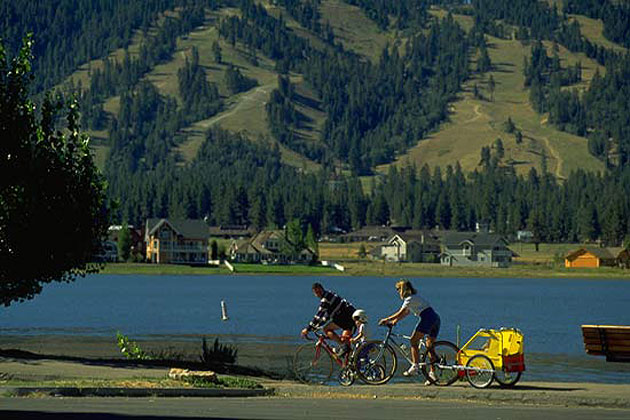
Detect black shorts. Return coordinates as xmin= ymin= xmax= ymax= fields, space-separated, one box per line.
xmin=332 ymin=304 xmax=356 ymax=332
xmin=414 ymin=307 xmax=440 ymax=338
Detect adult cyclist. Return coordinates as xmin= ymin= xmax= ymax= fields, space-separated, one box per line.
xmin=301 ymin=282 xmax=357 ymax=356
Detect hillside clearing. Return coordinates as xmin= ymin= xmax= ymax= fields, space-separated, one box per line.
xmin=377 ymin=35 xmax=605 ymax=178
xmin=320 ymin=0 xmax=392 ymax=62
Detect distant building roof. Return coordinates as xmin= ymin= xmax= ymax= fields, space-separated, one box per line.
xmin=342 ymin=226 xmax=396 ymax=241
xmin=208 ymin=225 xmax=256 ymax=237
xmin=442 ymin=232 xmax=508 ymax=248
xmin=566 ymin=247 xmax=625 ymax=261
xmin=392 ymin=230 xmax=440 ymax=245
xmin=145 ymin=218 xmax=209 ymax=241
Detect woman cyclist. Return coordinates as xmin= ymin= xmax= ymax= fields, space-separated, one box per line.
xmin=378 ymin=279 xmax=440 ymax=385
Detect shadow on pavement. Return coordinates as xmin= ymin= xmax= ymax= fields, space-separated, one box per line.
xmin=0 ymin=348 xmax=282 ymax=379
xmin=506 ymin=384 xmax=584 ymax=392
xmin=1 ymin=412 xmax=249 ymax=420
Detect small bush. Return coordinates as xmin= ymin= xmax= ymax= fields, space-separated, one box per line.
xmin=116 ymin=331 xmax=152 ymax=360
xmin=200 ymin=337 xmax=238 ymax=366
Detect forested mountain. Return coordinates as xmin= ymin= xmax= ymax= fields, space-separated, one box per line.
xmin=2 ymin=0 xmax=630 ymax=245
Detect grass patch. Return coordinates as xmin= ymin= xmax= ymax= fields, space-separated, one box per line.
xmin=342 ymin=260 xmax=630 ymax=279
xmin=230 ymin=263 xmax=337 ymax=274
xmin=184 ymin=375 xmax=262 ymax=389
xmin=568 ymin=14 xmax=629 ymax=53
xmin=95 ymin=256 xmax=630 ymax=279
xmin=99 ymin=262 xmax=338 ymax=275
xmin=100 ymin=263 xmax=229 ymax=275
xmin=376 ymin=34 xmax=605 ymax=179
xmin=2 ymin=376 xmax=261 ymax=390
xmin=319 ymin=242 xmax=380 ymax=261
xmin=320 ymin=0 xmax=392 ymax=62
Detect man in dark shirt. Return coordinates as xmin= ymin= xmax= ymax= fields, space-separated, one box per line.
xmin=301 ymin=282 xmax=356 ymax=353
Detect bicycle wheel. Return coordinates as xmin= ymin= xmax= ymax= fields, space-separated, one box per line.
xmin=354 ymin=340 xmax=397 ymax=385
xmin=494 ymin=369 xmax=521 ymax=388
xmin=293 ymin=343 xmax=334 ymax=385
xmin=361 ymin=363 xmax=386 ymax=383
xmin=338 ymin=367 xmax=355 ymax=387
xmin=465 ymin=354 xmax=495 ymax=389
xmin=421 ymin=340 xmax=460 ymax=386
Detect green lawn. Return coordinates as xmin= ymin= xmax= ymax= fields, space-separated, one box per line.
xmin=2 ymin=375 xmax=261 ymax=390
xmin=100 ymin=262 xmax=338 ymax=275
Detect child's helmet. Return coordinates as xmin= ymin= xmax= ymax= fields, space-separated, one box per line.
xmin=352 ymin=309 xmax=368 ymax=323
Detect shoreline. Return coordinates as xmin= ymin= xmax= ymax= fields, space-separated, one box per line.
xmin=98 ymin=261 xmax=630 ymax=280
xmin=3 ymin=333 xmax=630 ymax=386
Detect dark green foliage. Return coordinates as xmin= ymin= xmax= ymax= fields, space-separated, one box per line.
xmin=219 ymin=1 xmax=469 ymax=174
xmin=283 ymin=218 xmax=305 ymax=260
xmin=212 ymin=41 xmax=222 ymax=63
xmin=178 ymin=47 xmax=222 ymax=122
xmin=266 ymin=75 xmax=325 ymax=162
xmin=564 ymin=0 xmax=630 ymax=48
xmin=0 ymin=0 xmax=181 ymax=93
xmin=275 ymin=0 xmax=325 ymax=35
xmin=7 ymin=1 xmax=630 ymax=255
xmin=117 ymin=224 xmax=132 ymax=262
xmin=201 ymin=337 xmax=238 ymax=366
xmin=210 ymin=240 xmax=219 ymax=261
xmin=342 ymin=0 xmax=429 ymax=30
xmin=0 ymin=36 xmax=109 ymax=307
xmin=476 ymin=44 xmax=491 ymax=73
xmin=224 ymin=64 xmax=258 ymax=94
xmin=523 ymin=40 xmax=630 ymax=165
xmin=472 ymin=0 xmax=560 ymax=40
xmin=504 ymin=117 xmax=515 ymax=134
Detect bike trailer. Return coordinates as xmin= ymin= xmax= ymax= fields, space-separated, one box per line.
xmin=458 ymin=327 xmax=525 ymax=372
xmin=499 ymin=328 xmax=525 ymax=372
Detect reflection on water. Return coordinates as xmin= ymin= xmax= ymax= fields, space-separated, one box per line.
xmin=2 ymin=274 xmax=630 ymax=383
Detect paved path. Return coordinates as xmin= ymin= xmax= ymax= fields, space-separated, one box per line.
xmin=2 ymin=396 xmax=629 ymax=420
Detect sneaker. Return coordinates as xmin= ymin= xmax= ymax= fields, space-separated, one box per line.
xmin=402 ymin=364 xmax=420 ymax=377
xmin=424 ymin=370 xmax=438 ymax=386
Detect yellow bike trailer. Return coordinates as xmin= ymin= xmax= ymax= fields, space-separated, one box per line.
xmin=456 ymin=327 xmax=525 ymax=388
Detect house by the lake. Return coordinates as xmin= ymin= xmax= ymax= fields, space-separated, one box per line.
xmin=440 ymin=232 xmax=514 ymax=267
xmin=565 ymin=247 xmax=629 ymax=268
xmin=145 ymin=218 xmax=210 ymax=265
xmin=229 ymin=230 xmax=315 ymax=264
xmin=208 ymin=225 xmax=256 ymax=240
xmin=341 ymin=225 xmax=398 ymax=243
xmin=379 ymin=230 xmax=441 ymax=262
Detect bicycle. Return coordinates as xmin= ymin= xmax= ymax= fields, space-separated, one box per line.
xmin=353 ymin=323 xmax=460 ymax=386
xmin=293 ymin=329 xmax=386 ymax=386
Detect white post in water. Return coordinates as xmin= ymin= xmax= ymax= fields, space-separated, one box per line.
xmin=221 ymin=300 xmax=229 ymax=321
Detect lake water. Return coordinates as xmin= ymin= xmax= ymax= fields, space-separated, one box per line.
xmin=2 ymin=274 xmax=630 ymax=383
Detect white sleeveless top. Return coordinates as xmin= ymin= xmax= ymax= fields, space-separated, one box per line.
xmin=400 ymin=294 xmax=431 ymax=317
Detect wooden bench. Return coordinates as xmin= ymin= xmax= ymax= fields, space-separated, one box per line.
xmin=581 ymin=325 xmax=630 ymax=362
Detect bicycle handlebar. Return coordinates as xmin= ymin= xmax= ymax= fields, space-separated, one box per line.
xmin=301 ymin=328 xmax=325 ymax=341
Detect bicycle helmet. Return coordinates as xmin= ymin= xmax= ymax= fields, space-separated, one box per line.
xmin=352 ymin=309 xmax=368 ymax=323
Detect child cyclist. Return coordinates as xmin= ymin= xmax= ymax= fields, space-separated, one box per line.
xmin=350 ymin=309 xmax=369 ymax=346
xmin=378 ymin=279 xmax=440 ymax=385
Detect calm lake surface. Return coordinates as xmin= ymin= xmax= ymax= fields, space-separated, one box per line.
xmin=3 ymin=274 xmax=630 ymax=383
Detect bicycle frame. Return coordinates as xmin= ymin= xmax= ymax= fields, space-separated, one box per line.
xmin=371 ymin=325 xmax=433 ymax=369
xmin=306 ymin=330 xmax=351 ymax=368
